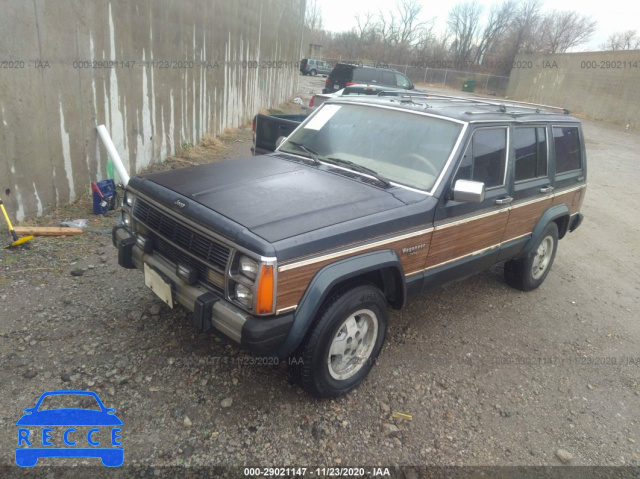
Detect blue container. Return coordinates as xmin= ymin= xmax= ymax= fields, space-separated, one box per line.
xmin=92 ymin=179 xmax=117 ymax=215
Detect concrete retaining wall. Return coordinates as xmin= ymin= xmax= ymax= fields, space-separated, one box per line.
xmin=0 ymin=0 xmax=305 ymax=221
xmin=507 ymin=51 xmax=640 ymax=128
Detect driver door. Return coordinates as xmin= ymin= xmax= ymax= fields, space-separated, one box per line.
xmin=423 ymin=126 xmax=512 ymax=289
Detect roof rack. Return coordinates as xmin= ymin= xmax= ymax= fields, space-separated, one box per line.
xmin=374 ymin=90 xmax=570 ymax=115
xmin=422 ymin=93 xmax=570 ymax=115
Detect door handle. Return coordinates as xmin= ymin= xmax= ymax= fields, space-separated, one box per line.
xmin=495 ymin=197 xmax=513 ymax=205
xmin=540 ymin=186 xmax=554 ymax=193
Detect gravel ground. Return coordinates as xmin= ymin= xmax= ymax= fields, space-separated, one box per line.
xmin=0 ymin=74 xmax=639 ymax=476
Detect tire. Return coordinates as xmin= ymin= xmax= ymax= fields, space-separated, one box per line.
xmin=290 ymin=284 xmax=388 ymax=398
xmin=504 ymin=222 xmax=558 ymax=291
xmin=310 ymin=69 xmax=317 ymax=76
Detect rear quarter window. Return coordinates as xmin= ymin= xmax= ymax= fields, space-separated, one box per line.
xmin=352 ymin=68 xmax=376 ymax=83
xmin=553 ymin=126 xmax=582 ymax=173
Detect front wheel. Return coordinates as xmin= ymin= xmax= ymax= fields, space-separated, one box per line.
xmin=504 ymin=222 xmax=558 ymax=291
xmin=290 ymin=284 xmax=388 ymax=398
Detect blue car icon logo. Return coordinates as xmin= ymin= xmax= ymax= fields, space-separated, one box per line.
xmin=15 ymin=390 xmax=123 ymax=467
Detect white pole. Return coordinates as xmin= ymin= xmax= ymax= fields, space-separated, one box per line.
xmin=96 ymin=125 xmax=130 ymax=186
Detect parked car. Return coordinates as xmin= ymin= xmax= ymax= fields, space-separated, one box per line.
xmin=300 ymin=58 xmax=331 ymax=76
xmin=113 ymin=94 xmax=586 ymax=398
xmin=323 ymin=63 xmax=415 ymax=93
xmin=308 ymin=84 xmax=410 ymax=113
xmin=251 ymin=113 xmax=308 ymax=156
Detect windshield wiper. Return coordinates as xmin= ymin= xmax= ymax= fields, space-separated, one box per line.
xmin=324 ymin=157 xmax=391 ymax=187
xmin=286 ymin=141 xmax=321 ymax=165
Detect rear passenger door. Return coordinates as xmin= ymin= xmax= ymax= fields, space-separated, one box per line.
xmin=424 ymin=126 xmax=511 ymax=288
xmin=501 ymin=125 xmax=554 ymax=257
xmin=379 ymin=70 xmax=397 ymax=88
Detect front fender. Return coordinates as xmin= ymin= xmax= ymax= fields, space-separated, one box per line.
xmin=271 ymin=250 xmax=405 ymax=358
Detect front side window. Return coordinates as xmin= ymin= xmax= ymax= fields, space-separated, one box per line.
xmin=514 ymin=127 xmax=548 ymax=181
xmin=454 ymin=128 xmax=508 ymax=189
xmin=380 ymin=71 xmax=396 ymax=86
xmin=553 ymin=126 xmax=582 ymax=173
xmin=396 ymin=73 xmax=411 ymax=88
xmin=278 ymin=104 xmax=464 ymax=191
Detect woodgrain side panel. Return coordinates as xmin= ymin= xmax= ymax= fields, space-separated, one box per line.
xmin=552 ymin=190 xmax=577 ymax=210
xmin=425 ymin=209 xmax=509 ymax=268
xmin=571 ymin=187 xmax=586 ymax=214
xmin=276 ymin=231 xmax=433 ymax=311
xmin=503 ymin=198 xmax=553 ymax=240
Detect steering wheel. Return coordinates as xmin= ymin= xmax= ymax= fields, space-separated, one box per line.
xmin=405 ymin=153 xmax=439 ymax=176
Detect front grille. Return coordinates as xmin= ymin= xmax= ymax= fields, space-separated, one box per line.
xmin=152 ymin=235 xmax=224 ymax=294
xmin=133 ymin=199 xmax=231 ymax=294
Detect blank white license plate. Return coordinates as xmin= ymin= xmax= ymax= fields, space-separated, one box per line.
xmin=334 ymin=84 xmax=339 ymax=89
xmin=144 ymin=263 xmax=173 ymax=308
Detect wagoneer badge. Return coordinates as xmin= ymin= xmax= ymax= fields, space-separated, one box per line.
xmin=402 ymin=244 xmax=426 ymax=256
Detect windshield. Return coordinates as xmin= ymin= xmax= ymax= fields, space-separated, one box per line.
xmin=278 ymin=103 xmax=463 ymax=191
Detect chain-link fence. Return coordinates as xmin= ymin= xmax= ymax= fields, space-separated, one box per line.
xmin=322 ymin=58 xmax=510 ymax=96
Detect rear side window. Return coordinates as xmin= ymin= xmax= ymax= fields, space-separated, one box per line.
xmin=553 ymin=126 xmax=582 ymax=173
xmin=330 ymin=64 xmax=355 ymax=80
xmin=514 ymin=127 xmax=548 ymax=181
xmin=455 ymin=128 xmax=508 ymax=189
xmin=352 ymin=68 xmax=376 ymax=82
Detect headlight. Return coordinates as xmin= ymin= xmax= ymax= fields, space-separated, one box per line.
xmin=235 ymin=283 xmax=253 ymax=309
xmin=238 ymin=256 xmax=259 ymax=281
xmin=124 ymin=191 xmax=134 ymax=207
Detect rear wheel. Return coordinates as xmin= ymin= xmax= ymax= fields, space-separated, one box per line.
xmin=505 ymin=222 xmax=558 ymax=291
xmin=310 ymin=69 xmax=317 ymax=76
xmin=290 ymin=284 xmax=388 ymax=398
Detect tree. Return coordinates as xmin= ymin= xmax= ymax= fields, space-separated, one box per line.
xmin=601 ymin=30 xmax=640 ymax=50
xmin=305 ymin=0 xmax=323 ymax=32
xmin=447 ymin=1 xmax=484 ymax=65
xmin=534 ymin=11 xmax=597 ymax=53
xmin=472 ymin=0 xmax=518 ymax=65
xmin=354 ymin=12 xmax=376 ymax=41
xmin=395 ymin=0 xmax=431 ymax=47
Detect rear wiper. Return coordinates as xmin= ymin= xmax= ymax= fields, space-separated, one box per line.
xmin=324 ymin=157 xmax=391 ymax=187
xmin=287 ymin=141 xmax=321 ymax=165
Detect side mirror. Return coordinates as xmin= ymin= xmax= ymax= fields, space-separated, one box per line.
xmin=453 ymin=179 xmax=485 ymax=203
xmin=275 ymin=136 xmax=288 ymax=149
xmin=408 ymin=83 xmax=415 ymax=90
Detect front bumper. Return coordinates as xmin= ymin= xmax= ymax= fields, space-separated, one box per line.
xmin=112 ymin=225 xmax=293 ymax=355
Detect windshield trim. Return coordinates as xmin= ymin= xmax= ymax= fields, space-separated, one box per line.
xmin=276 ymin=101 xmax=469 ymax=195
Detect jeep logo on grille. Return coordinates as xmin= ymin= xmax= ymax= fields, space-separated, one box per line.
xmin=174 ymin=199 xmax=186 ymax=208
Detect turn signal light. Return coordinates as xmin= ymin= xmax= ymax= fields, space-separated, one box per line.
xmin=256 ymin=265 xmax=274 ymax=314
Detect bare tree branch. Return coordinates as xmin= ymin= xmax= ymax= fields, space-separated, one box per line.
xmin=305 ymin=0 xmax=323 ymax=32
xmin=601 ymin=30 xmax=640 ymax=50
xmin=447 ymin=1 xmax=484 ymax=64
xmin=536 ymin=11 xmax=597 ymax=53
xmin=473 ymin=0 xmax=518 ymax=64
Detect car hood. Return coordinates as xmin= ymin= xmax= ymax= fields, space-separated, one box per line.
xmin=137 ymin=155 xmax=410 ymax=243
xmin=16 ymin=409 xmax=123 ymax=426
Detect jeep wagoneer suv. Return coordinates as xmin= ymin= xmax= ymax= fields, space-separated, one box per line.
xmin=113 ymin=93 xmax=586 ymax=397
